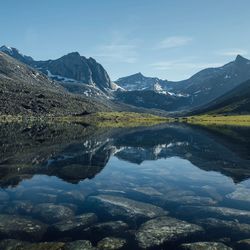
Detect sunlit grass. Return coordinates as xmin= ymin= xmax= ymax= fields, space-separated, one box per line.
xmin=185 ymin=115 xmax=250 ymax=126
xmin=0 ymin=112 xmax=172 ymax=127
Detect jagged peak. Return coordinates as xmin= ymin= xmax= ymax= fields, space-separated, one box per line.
xmin=235 ymin=54 xmax=249 ymax=63
xmin=0 ymin=45 xmax=14 ymax=54
xmin=65 ymin=51 xmax=81 ymax=57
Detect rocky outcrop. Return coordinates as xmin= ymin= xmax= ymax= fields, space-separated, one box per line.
xmin=135 ymin=216 xmax=204 ymax=249
xmin=84 ymin=220 xmax=129 ymax=241
xmin=0 ymin=214 xmax=47 ymax=241
xmin=86 ymin=195 xmax=167 ymax=223
xmin=51 ymin=213 xmax=98 ymax=236
xmin=177 ymin=206 xmax=250 ymax=223
xmin=196 ymin=218 xmax=250 ymax=240
xmin=31 ymin=203 xmax=75 ymax=223
xmin=97 ymin=237 xmax=127 ymax=250
xmin=179 ymin=241 xmax=232 ymax=250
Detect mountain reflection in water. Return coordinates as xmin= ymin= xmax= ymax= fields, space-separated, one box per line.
xmin=0 ymin=122 xmax=249 ymax=250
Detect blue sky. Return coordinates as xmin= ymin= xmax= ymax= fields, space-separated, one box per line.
xmin=1 ymin=0 xmax=250 ymax=80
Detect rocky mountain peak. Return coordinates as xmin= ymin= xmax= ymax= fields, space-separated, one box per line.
xmin=235 ymin=54 xmax=249 ymax=64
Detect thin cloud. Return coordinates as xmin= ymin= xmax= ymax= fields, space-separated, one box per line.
xmin=151 ymin=60 xmax=223 ymax=71
xmin=157 ymin=36 xmax=193 ymax=49
xmin=218 ymin=48 xmax=248 ymax=57
xmin=94 ymin=43 xmax=137 ymax=64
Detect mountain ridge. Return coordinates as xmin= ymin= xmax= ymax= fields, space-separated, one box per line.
xmin=0 ymin=45 xmax=114 ymax=96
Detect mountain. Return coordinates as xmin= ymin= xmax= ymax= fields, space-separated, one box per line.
xmin=0 ymin=52 xmax=112 ymax=115
xmin=115 ymin=72 xmax=168 ymax=91
xmin=190 ymin=79 xmax=250 ymax=115
xmin=0 ymin=46 xmax=114 ymax=96
xmin=115 ymin=90 xmax=189 ymax=112
xmin=0 ymin=45 xmax=33 ymax=64
xmin=115 ymin=55 xmax=250 ymax=112
xmin=168 ymin=55 xmax=250 ymax=108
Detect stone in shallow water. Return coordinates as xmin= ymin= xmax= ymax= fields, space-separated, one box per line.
xmin=131 ymin=186 xmax=163 ymax=196
xmin=0 ymin=240 xmax=96 ymax=250
xmin=23 ymin=242 xmax=65 ymax=250
xmin=57 ymin=190 xmax=86 ymax=204
xmin=3 ymin=201 xmax=34 ymax=215
xmin=97 ymin=237 xmax=126 ymax=250
xmin=64 ymin=240 xmax=96 ymax=250
xmin=0 ymin=214 xmax=47 ymax=241
xmin=236 ymin=239 xmax=250 ymax=250
xmin=196 ymin=218 xmax=250 ymax=239
xmin=87 ymin=195 xmax=167 ymax=223
xmin=84 ymin=220 xmax=129 ymax=241
xmin=226 ymin=187 xmax=250 ymax=203
xmin=0 ymin=190 xmax=9 ymax=202
xmin=135 ymin=216 xmax=204 ymax=249
xmin=0 ymin=239 xmax=27 ymax=250
xmin=179 ymin=241 xmax=232 ymax=250
xmin=32 ymin=203 xmax=75 ymax=223
xmin=14 ymin=187 xmax=60 ymax=203
xmin=52 ymin=213 xmax=98 ymax=235
xmin=177 ymin=206 xmax=250 ymax=223
xmin=165 ymin=195 xmax=217 ymax=206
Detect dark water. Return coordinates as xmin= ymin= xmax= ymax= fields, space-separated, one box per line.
xmin=0 ymin=122 xmax=250 ymax=249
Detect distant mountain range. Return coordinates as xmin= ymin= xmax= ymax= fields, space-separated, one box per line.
xmin=115 ymin=55 xmax=250 ymax=112
xmin=1 ymin=44 xmax=250 ymax=116
xmin=116 ymin=72 xmax=168 ymax=91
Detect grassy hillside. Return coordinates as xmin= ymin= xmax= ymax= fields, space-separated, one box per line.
xmin=189 ymin=79 xmax=250 ymax=115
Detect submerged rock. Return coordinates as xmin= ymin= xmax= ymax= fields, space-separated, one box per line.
xmin=0 ymin=190 xmax=9 ymax=202
xmin=87 ymin=195 xmax=167 ymax=223
xmin=226 ymin=187 xmax=250 ymax=203
xmin=177 ymin=206 xmax=250 ymax=223
xmin=0 ymin=240 xmax=96 ymax=250
xmin=2 ymin=201 xmax=34 ymax=215
xmin=57 ymin=190 xmax=86 ymax=204
xmin=84 ymin=220 xmax=129 ymax=241
xmin=0 ymin=214 xmax=47 ymax=241
xmin=97 ymin=237 xmax=126 ymax=250
xmin=0 ymin=239 xmax=28 ymax=250
xmin=32 ymin=203 xmax=75 ymax=223
xmin=236 ymin=239 xmax=250 ymax=250
xmin=52 ymin=213 xmax=97 ymax=235
xmin=14 ymin=187 xmax=60 ymax=203
xmin=179 ymin=241 xmax=232 ymax=250
xmin=135 ymin=216 xmax=203 ymax=249
xmin=64 ymin=240 xmax=96 ymax=250
xmin=23 ymin=242 xmax=65 ymax=250
xmin=165 ymin=195 xmax=217 ymax=206
xmin=196 ymin=218 xmax=250 ymax=239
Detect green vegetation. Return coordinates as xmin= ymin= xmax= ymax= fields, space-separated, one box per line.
xmin=2 ymin=113 xmax=250 ymax=128
xmin=185 ymin=115 xmax=250 ymax=127
xmin=0 ymin=112 xmax=171 ymax=128
xmin=88 ymin=112 xmax=171 ymax=127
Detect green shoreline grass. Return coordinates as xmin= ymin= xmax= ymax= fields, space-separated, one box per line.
xmin=0 ymin=112 xmax=172 ymax=127
xmin=1 ymin=113 xmax=250 ymax=127
xmin=184 ymin=115 xmax=250 ymax=127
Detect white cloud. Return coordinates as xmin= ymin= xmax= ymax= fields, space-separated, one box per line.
xmin=157 ymin=36 xmax=193 ymax=49
xmin=95 ymin=43 xmax=137 ymax=63
xmin=151 ymin=60 xmax=223 ymax=71
xmin=218 ymin=48 xmax=248 ymax=57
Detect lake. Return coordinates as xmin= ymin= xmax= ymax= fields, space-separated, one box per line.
xmin=0 ymin=122 xmax=249 ymax=250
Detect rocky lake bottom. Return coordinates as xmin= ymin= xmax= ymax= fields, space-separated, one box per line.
xmin=0 ymin=122 xmax=249 ymax=250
